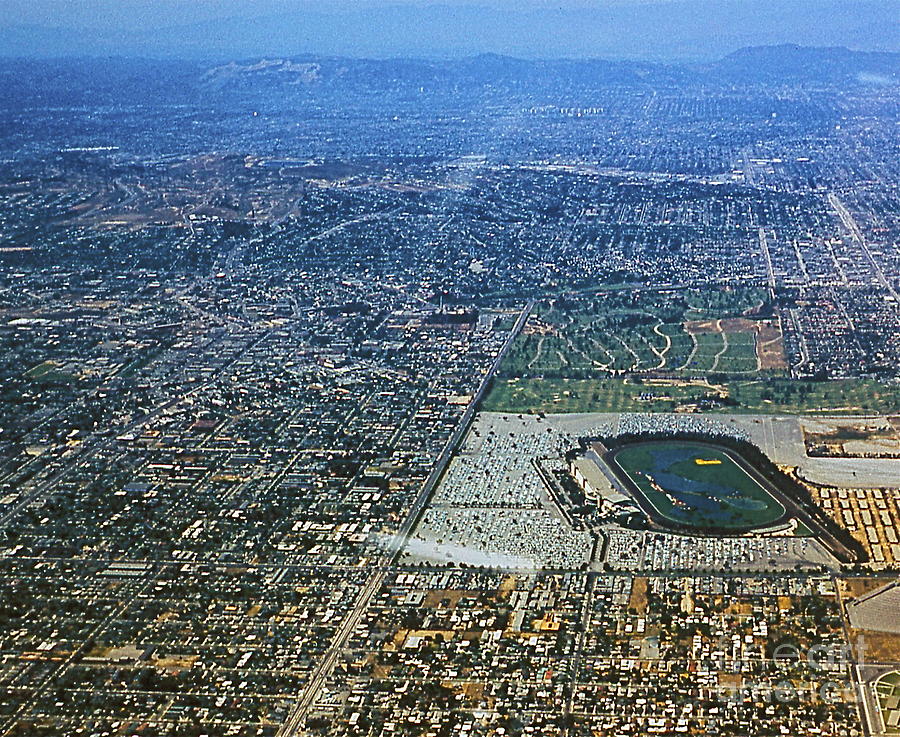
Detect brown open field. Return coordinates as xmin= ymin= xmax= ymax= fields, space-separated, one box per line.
xmin=840 ymin=578 xmax=893 ymax=601
xmin=152 ymin=655 xmax=198 ymax=669
xmin=848 ymin=630 xmax=900 ymax=662
xmin=423 ymin=589 xmax=472 ymax=608
xmin=498 ymin=574 xmax=518 ymax=598
xmin=629 ymin=577 xmax=649 ymax=615
xmin=755 ymin=320 xmax=788 ymax=370
xmin=684 ymin=318 xmax=720 ymax=334
xmin=718 ymin=673 xmax=743 ymax=689
xmin=803 ymin=418 xmax=900 ymax=458
xmin=684 ymin=317 xmax=760 ymax=334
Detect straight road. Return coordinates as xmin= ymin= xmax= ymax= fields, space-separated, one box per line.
xmin=830 ymin=193 xmax=898 ymax=302
xmin=277 ymin=299 xmax=534 ymax=735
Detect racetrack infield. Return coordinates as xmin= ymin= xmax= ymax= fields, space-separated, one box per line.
xmin=609 ymin=441 xmax=787 ymax=532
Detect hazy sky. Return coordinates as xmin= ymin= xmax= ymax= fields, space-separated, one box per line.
xmin=1 ymin=0 xmax=896 ymax=59
xmin=1 ymin=0 xmax=874 ymax=30
xmin=9 ymin=0 xmax=570 ymax=30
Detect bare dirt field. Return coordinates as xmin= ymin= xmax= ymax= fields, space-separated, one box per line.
xmin=683 ymin=317 xmax=787 ymax=371
xmin=803 ymin=417 xmax=900 ymax=458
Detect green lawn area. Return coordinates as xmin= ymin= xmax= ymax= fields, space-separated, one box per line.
xmin=23 ymin=361 xmax=76 ymax=384
xmin=502 ymin=287 xmax=793 ymax=381
xmin=793 ymin=520 xmax=815 ymax=537
xmin=728 ymin=379 xmax=900 ymax=414
xmin=483 ymin=377 xmax=707 ymax=413
xmin=23 ymin=360 xmax=58 ymax=379
xmin=683 ymin=332 xmax=723 ymax=371
xmin=482 ymin=376 xmax=900 ymax=415
xmin=659 ymin=322 xmax=693 ymax=368
xmin=610 ymin=441 xmax=785 ymax=530
xmin=875 ymin=671 xmax=900 ymax=734
xmin=490 ymin=287 xmax=898 ymax=415
xmin=715 ymin=332 xmax=759 ymax=373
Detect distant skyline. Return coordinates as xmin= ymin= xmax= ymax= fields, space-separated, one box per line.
xmin=1 ymin=0 xmax=897 ymax=60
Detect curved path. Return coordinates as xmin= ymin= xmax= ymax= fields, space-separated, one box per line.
xmin=710 ymin=320 xmax=729 ymax=372
xmin=650 ymin=321 xmax=671 ymax=370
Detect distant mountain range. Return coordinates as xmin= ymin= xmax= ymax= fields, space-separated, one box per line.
xmin=0 ymin=1 xmax=897 ymax=62
xmin=198 ymin=46 xmax=900 ymax=88
xmin=0 ymin=46 xmax=896 ymax=112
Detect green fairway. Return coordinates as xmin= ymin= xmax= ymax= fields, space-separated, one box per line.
xmin=875 ymin=671 xmax=900 ymax=734
xmin=610 ymin=441 xmax=786 ymax=531
xmin=23 ymin=360 xmax=76 ymax=384
xmin=486 ymin=287 xmax=899 ymax=416
xmin=482 ymin=376 xmax=900 ymax=415
xmin=499 ymin=286 xmax=779 ymax=380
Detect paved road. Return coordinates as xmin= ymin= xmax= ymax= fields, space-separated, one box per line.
xmin=758 ymin=227 xmax=776 ymax=295
xmin=830 ymin=193 xmax=899 ymax=302
xmin=277 ymin=300 xmax=534 ymax=735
